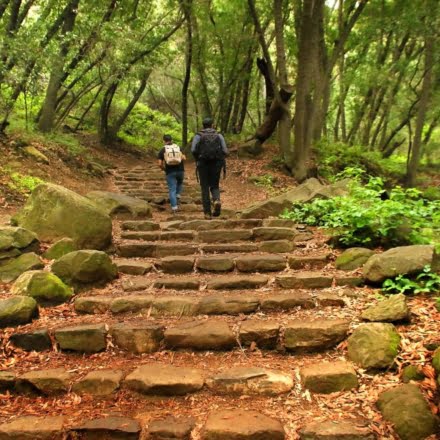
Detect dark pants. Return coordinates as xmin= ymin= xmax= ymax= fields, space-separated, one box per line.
xmin=197 ymin=160 xmax=224 ymax=215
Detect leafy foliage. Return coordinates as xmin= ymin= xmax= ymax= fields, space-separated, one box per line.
xmin=282 ymin=170 xmax=440 ymax=247
xmin=8 ymin=172 xmax=44 ymax=194
xmin=382 ymin=266 xmax=440 ymax=294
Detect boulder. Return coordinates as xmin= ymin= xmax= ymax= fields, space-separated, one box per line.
xmin=0 ymin=253 xmax=44 ymax=283
xmin=240 ymin=178 xmax=323 ymax=219
xmin=377 ymin=384 xmax=439 ymax=440
xmin=336 ymin=248 xmax=375 ymax=271
xmin=347 ymin=323 xmax=401 ymax=369
xmin=206 ymin=367 xmax=293 ymax=396
xmin=0 ymin=296 xmax=38 ymax=328
xmin=363 ymin=245 xmax=439 ymax=283
xmin=51 ymin=250 xmax=117 ymax=285
xmin=11 ymin=270 xmax=73 ymax=306
xmin=300 ymin=361 xmax=358 ymax=394
xmin=12 ymin=183 xmax=112 ymax=249
xmin=361 ymin=294 xmax=410 ymax=322
xmin=0 ymin=226 xmax=38 ymax=251
xmin=86 ymin=190 xmax=152 ymax=218
xmin=42 ymin=238 xmax=76 ymax=260
xmin=124 ymin=364 xmax=204 ymax=396
xmin=202 ymin=410 xmax=285 ymax=440
xmin=433 ymin=347 xmax=440 ymax=373
xmin=402 ymin=365 xmax=425 ymax=383
xmin=23 ymin=145 xmax=49 ymax=164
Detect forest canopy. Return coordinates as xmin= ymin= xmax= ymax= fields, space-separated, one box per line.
xmin=0 ymin=0 xmax=439 ymax=186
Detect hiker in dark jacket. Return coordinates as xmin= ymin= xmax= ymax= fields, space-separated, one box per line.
xmin=191 ymin=118 xmax=228 ymax=219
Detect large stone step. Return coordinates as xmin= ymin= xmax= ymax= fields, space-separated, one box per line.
xmin=6 ymin=317 xmax=350 ymax=354
xmin=74 ymin=291 xmax=336 ymax=316
xmin=119 ymin=272 xmax=363 ymax=291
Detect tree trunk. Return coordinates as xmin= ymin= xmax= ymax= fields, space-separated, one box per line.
xmin=406 ymin=33 xmax=434 ymax=187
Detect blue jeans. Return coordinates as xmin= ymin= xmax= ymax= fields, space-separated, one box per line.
xmin=166 ymin=170 xmax=184 ymax=209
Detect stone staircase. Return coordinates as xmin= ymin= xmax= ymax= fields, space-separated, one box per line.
xmin=0 ymin=165 xmax=389 ymax=439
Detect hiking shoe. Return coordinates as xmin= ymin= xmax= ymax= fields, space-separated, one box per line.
xmin=204 ymin=213 xmax=212 ymax=220
xmin=213 ymin=200 xmax=221 ymax=217
xmin=176 ymin=194 xmax=181 ymax=205
xmin=171 ymin=207 xmax=179 ymax=215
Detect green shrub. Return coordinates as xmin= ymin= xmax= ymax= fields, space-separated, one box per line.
xmin=281 ymin=171 xmax=440 ymax=248
xmin=382 ymin=266 xmax=440 ymax=294
xmin=9 ymin=172 xmax=44 ymax=194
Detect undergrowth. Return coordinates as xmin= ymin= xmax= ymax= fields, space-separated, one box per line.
xmin=282 ymin=168 xmax=440 ymax=248
xmin=382 ymin=266 xmax=440 ymax=294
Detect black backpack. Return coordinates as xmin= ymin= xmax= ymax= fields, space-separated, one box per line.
xmin=196 ymin=129 xmax=224 ymax=160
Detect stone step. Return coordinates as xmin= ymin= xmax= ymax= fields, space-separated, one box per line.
xmin=74 ymin=291 xmax=330 ymax=316
xmin=119 ymin=272 xmax=363 ymax=291
xmin=0 ymin=413 xmax=375 ymax=440
xmin=7 ymin=318 xmax=350 ymax=354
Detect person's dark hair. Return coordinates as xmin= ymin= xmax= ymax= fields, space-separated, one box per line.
xmin=202 ymin=117 xmax=213 ymax=128
xmin=163 ymin=134 xmax=172 ymax=142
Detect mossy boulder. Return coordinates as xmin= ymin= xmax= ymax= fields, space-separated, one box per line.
xmin=361 ymin=294 xmax=410 ymax=322
xmin=43 ymin=238 xmax=76 ymax=260
xmin=23 ymin=146 xmax=49 ymax=164
xmin=401 ymin=365 xmax=425 ymax=383
xmin=336 ymin=248 xmax=375 ymax=271
xmin=51 ymin=250 xmax=117 ymax=285
xmin=0 ymin=296 xmax=39 ymax=328
xmin=0 ymin=226 xmax=38 ymax=251
xmin=0 ymin=253 xmax=44 ymax=283
xmin=377 ymin=384 xmax=439 ymax=440
xmin=433 ymin=347 xmax=440 ymax=373
xmin=347 ymin=323 xmax=401 ymax=369
xmin=12 ymin=183 xmax=112 ymax=250
xmin=11 ymin=270 xmax=73 ymax=306
xmin=86 ymin=191 xmax=152 ymax=219
xmin=363 ymin=245 xmax=439 ymax=284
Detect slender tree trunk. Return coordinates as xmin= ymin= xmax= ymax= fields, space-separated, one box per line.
xmin=406 ymin=34 xmax=434 ymax=186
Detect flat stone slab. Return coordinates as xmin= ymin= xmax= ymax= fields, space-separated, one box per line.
xmin=117 ymin=242 xmax=156 ymax=258
xmin=316 ymin=293 xmax=346 ymax=308
xmin=160 ymin=256 xmax=195 ymax=273
xmin=236 ymin=254 xmax=286 ymax=272
xmin=0 ymin=416 xmax=65 ymax=440
xmin=253 ymin=227 xmax=296 ymax=241
xmin=301 ymin=361 xmax=358 ymax=394
xmin=180 ymin=219 xmax=262 ymax=231
xmin=9 ymin=329 xmax=51 ymax=351
xmin=74 ymin=296 xmax=113 ymax=314
xmin=122 ymin=278 xmax=151 ymax=292
xmin=72 ymin=417 xmax=141 ymax=440
xmin=111 ymin=322 xmax=164 ymax=353
xmin=148 ymin=416 xmax=195 ymax=440
xmin=300 ymin=420 xmax=375 ymax=439
xmin=276 ymin=272 xmax=333 ymax=289
xmin=121 ymin=231 xmax=161 ymax=241
xmin=155 ymin=243 xmax=198 ymax=257
xmin=124 ymin=364 xmax=204 ymax=395
xmin=201 ymin=243 xmax=258 ymax=253
xmin=153 ymin=277 xmax=200 ymax=290
xmin=202 ymin=410 xmax=285 ymax=440
xmin=259 ymin=240 xmax=294 ymax=253
xmin=207 ymin=275 xmax=269 ymax=290
xmin=161 ymin=230 xmax=195 ymax=241
xmin=197 ymin=255 xmax=235 ymax=272
xmin=288 ymin=254 xmax=330 ymax=269
xmin=110 ymin=295 xmax=154 ymax=314
xmin=260 ymin=292 xmax=315 ymax=311
xmin=239 ymin=320 xmax=280 ymax=349
xmin=165 ymin=320 xmax=236 ymax=350
xmin=151 ymin=296 xmax=198 ymax=316
xmin=115 ymin=259 xmax=153 ymax=275
xmin=207 ymin=367 xmax=293 ymax=395
xmin=55 ymin=324 xmax=107 ymax=352
xmin=284 ymin=319 xmax=350 ymax=352
xmin=121 ymin=220 xmax=160 ymax=231
xmin=72 ymin=370 xmax=124 ymax=396
xmin=198 ymin=295 xmax=259 ymax=315
xmin=16 ymin=368 xmax=70 ymax=395
xmin=198 ymin=229 xmax=253 ymax=243
xmin=0 ymin=372 xmax=16 ymax=392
